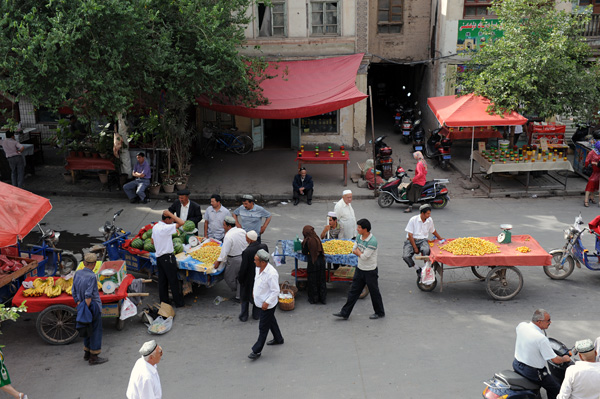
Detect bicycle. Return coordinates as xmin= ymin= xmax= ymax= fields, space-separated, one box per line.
xmin=202 ymin=125 xmax=253 ymax=157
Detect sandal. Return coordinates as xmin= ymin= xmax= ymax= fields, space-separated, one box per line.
xmin=590 ymin=198 xmax=596 ymax=204
xmin=404 ymin=207 xmax=412 ymax=213
xmin=584 ymin=201 xmax=589 ymax=207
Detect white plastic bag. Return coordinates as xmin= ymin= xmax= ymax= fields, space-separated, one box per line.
xmin=421 ymin=261 xmax=435 ymax=285
xmin=119 ymin=297 xmax=138 ymax=320
xmin=147 ymin=316 xmax=173 ymax=335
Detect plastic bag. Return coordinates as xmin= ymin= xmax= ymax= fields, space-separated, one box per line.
xmin=421 ymin=261 xmax=435 ymax=285
xmin=119 ymin=297 xmax=137 ymax=320
xmin=147 ymin=316 xmax=173 ymax=335
xmin=272 ymin=243 xmax=284 ymax=267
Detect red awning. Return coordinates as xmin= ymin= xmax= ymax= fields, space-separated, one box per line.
xmin=197 ymin=54 xmax=367 ymax=119
xmin=427 ymin=94 xmax=527 ymax=127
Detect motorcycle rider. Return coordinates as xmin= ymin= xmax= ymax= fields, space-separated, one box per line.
xmin=402 ymin=204 xmax=443 ymax=275
xmin=404 ymin=151 xmax=427 ymax=213
xmin=513 ymin=309 xmax=571 ymax=399
xmin=557 ymin=339 xmax=600 ymax=399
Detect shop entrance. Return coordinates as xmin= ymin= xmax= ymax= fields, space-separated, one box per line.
xmin=263 ymin=119 xmax=291 ymax=149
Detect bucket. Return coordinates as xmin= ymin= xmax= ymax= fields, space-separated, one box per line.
xmin=498 ymin=140 xmax=510 ymax=151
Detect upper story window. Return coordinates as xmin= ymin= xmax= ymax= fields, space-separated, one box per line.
xmin=310 ymin=1 xmax=340 ymax=36
xmin=258 ymin=1 xmax=286 ymax=37
xmin=378 ymin=0 xmax=403 ymax=33
xmin=464 ymin=0 xmax=496 ymax=19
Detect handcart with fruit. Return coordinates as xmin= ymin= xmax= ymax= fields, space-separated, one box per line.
xmin=415 ymin=234 xmax=551 ymax=301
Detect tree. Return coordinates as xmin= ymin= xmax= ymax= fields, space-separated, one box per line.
xmin=0 ymin=302 xmax=27 ymax=342
xmin=459 ymin=0 xmax=600 ymax=121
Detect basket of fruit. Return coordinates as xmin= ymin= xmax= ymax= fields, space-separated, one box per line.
xmin=279 ymin=281 xmax=298 ymax=297
xmin=278 ymin=288 xmax=295 ymax=311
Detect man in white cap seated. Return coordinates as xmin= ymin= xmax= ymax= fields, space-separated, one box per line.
xmin=334 ymin=190 xmax=356 ymax=240
xmin=557 ymin=338 xmax=600 ymax=399
xmin=126 ymin=340 xmax=163 ymax=399
xmin=214 ymin=215 xmax=248 ymax=301
xmin=238 ymin=230 xmax=268 ymax=322
xmin=320 ymin=211 xmax=341 ymax=240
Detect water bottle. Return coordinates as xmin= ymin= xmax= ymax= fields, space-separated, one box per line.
xmin=213 ymin=296 xmax=223 ymax=305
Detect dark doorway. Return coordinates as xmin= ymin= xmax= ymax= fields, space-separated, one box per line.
xmin=264 ymin=119 xmax=291 ymax=148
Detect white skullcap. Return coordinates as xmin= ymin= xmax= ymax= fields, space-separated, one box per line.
xmin=246 ymin=230 xmax=258 ymax=241
xmin=342 ymin=190 xmax=352 ymax=195
xmin=139 ymin=340 xmax=158 ymax=356
xmin=327 ymin=212 xmax=337 ymax=218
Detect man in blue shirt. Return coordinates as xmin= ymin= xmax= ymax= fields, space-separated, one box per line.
xmin=72 ymin=253 xmax=107 ymax=365
xmin=123 ymin=152 xmax=151 ymax=204
xmin=233 ymin=194 xmax=271 ymax=244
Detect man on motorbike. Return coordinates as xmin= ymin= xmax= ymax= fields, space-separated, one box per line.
xmin=557 ymin=338 xmax=600 ymax=399
xmin=513 ymin=309 xmax=571 ymax=399
xmin=402 ymin=204 xmax=443 ymax=275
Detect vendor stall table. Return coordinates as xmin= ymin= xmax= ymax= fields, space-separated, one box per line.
xmin=0 ymin=257 xmax=39 ymax=302
xmin=472 ymin=151 xmax=574 ymax=194
xmin=296 ymin=150 xmax=350 ymax=186
xmin=418 ymin=234 xmax=551 ymax=300
xmin=443 ymin=127 xmax=502 ymax=140
xmin=149 ymin=251 xmax=224 ymax=288
xmin=64 ymin=156 xmax=115 ymax=183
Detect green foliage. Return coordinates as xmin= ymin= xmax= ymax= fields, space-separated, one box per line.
xmin=459 ymin=0 xmax=600 ymax=120
xmin=0 ymin=302 xmax=27 ymax=343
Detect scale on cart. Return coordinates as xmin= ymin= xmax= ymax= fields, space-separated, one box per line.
xmin=497 ymin=224 xmax=513 ymax=244
xmin=98 ymin=261 xmax=126 ymax=294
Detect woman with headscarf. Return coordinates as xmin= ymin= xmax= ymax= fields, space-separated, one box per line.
xmin=405 ymin=151 xmax=428 ymax=213
xmin=584 ymin=141 xmax=600 ymax=207
xmin=302 ymin=225 xmax=327 ymax=304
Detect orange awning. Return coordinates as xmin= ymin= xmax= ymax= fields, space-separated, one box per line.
xmin=427 ymin=94 xmax=527 ymax=127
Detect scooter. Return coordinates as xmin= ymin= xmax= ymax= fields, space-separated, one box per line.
xmin=482 ymin=338 xmax=575 ymax=399
xmin=426 ymin=127 xmax=453 ymax=170
xmin=19 ymin=224 xmax=78 ymax=276
xmin=401 ymin=107 xmax=414 ymax=144
xmin=544 ymin=213 xmax=600 ymax=280
xmin=85 ymin=209 xmax=130 ymax=262
xmin=377 ymin=165 xmax=450 ymax=209
xmin=373 ymin=136 xmax=394 ymax=179
xmin=411 ymin=117 xmax=426 ymax=155
xmin=393 ymin=105 xmax=404 ymax=133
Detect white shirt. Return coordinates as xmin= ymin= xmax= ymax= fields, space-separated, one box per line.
xmin=152 ymin=221 xmax=177 ymax=257
xmin=179 ymin=202 xmax=190 ymax=222
xmin=557 ymin=361 xmax=600 ymax=399
xmin=216 ymin=227 xmax=248 ymax=262
xmin=126 ymin=357 xmax=162 ymax=399
xmin=595 ymin=337 xmax=600 ymax=362
xmin=405 ymin=214 xmax=436 ymax=240
xmin=334 ymin=199 xmax=356 ymax=239
xmin=253 ymin=263 xmax=280 ymax=309
xmin=514 ymin=322 xmax=557 ymax=369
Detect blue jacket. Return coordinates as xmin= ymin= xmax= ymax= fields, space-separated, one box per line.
xmin=292 ymin=174 xmax=313 ymax=191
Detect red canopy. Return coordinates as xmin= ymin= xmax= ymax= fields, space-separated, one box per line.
xmin=197 ymin=54 xmax=368 ymax=119
xmin=0 ymin=183 xmax=52 ymax=247
xmin=427 ymin=94 xmax=527 ymax=127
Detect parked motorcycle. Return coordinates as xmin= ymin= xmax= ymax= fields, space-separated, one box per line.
xmin=377 ymin=165 xmax=450 ymax=209
xmin=482 ymin=337 xmax=574 ymax=399
xmin=86 ymin=209 xmax=129 ymax=262
xmin=411 ymin=117 xmax=426 ymax=155
xmin=20 ymin=224 xmax=78 ymax=276
xmin=374 ymin=136 xmax=395 ymax=179
xmin=426 ymin=127 xmax=453 ymax=170
xmin=393 ymin=105 xmax=404 ymax=133
xmin=401 ymin=107 xmax=414 ymax=144
xmin=544 ymin=213 xmax=600 ymax=280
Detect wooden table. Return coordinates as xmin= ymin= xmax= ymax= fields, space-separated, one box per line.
xmin=296 ymin=150 xmax=350 ymax=186
xmin=64 ymin=157 xmax=116 ymax=183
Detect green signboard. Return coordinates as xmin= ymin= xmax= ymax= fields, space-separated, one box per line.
xmin=457 ymin=19 xmax=503 ymax=53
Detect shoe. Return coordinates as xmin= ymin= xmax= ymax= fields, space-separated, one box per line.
xmin=19 ymin=393 xmax=28 ymax=399
xmin=404 ymin=206 xmax=412 ymax=213
xmin=332 ymin=312 xmax=348 ymax=320
xmin=89 ymin=355 xmax=108 ymax=365
xmin=142 ymin=198 xmax=150 ymax=204
xmin=267 ymin=339 xmax=284 ymax=345
xmin=293 ymin=199 xmax=299 ymax=206
xmin=129 ymin=198 xmax=139 ymax=204
xmin=320 ymin=300 xmax=327 ymax=305
xmin=84 ymin=350 xmax=90 ymax=361
xmin=590 ymin=198 xmax=596 ymax=204
xmin=307 ymin=200 xmax=312 ymax=205
xmin=369 ymin=313 xmax=384 ymax=319
xmin=248 ymin=352 xmax=261 ymax=360
xmin=585 ymin=201 xmax=589 ymax=207
xmin=232 ymin=297 xmax=240 ymax=303
xmin=239 ymin=315 xmax=248 ymax=322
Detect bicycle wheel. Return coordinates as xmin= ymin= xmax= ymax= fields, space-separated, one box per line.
xmin=233 ymin=135 xmax=253 ymax=155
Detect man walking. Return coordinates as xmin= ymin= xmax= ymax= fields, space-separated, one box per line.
xmin=0 ymin=130 xmax=25 ymax=188
xmin=123 ymin=152 xmax=151 ymax=204
xmin=233 ymin=195 xmax=271 ymax=243
xmin=238 ymin=230 xmax=267 ymax=322
xmin=126 ymin=340 xmax=163 ymax=399
xmin=204 ymin=194 xmax=231 ymax=241
xmin=248 ymin=249 xmax=283 ymax=360
xmin=292 ymin=167 xmax=314 ymax=205
xmin=214 ymin=216 xmax=247 ymax=301
xmin=402 ymin=204 xmax=443 ymax=275
xmin=168 ymin=189 xmax=202 ymax=227
xmin=152 ymin=210 xmax=185 ymax=307
xmin=72 ymin=253 xmax=107 ymax=365
xmin=558 ymin=338 xmax=600 ymax=399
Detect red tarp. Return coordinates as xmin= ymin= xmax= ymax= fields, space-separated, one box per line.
xmin=197 ymin=54 xmax=368 ymax=119
xmin=0 ymin=183 xmax=52 ymax=247
xmin=427 ymin=94 xmax=527 ymax=128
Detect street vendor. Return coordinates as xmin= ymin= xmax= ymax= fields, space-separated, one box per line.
xmin=168 ymin=189 xmax=202 ymax=227
xmin=214 ymin=216 xmax=248 ymax=301
xmin=402 ymin=204 xmax=443 ymax=276
xmin=320 ymin=211 xmax=341 ymax=240
xmin=204 ymin=194 xmax=231 ymax=241
xmin=334 ymin=190 xmax=356 ymax=240
xmin=152 ymin=210 xmax=185 ymax=308
xmin=238 ymin=230 xmax=267 ymax=322
xmin=233 ymin=194 xmax=271 ymax=244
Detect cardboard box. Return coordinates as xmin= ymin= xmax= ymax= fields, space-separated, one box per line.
xmin=101 ymin=302 xmax=119 ymax=318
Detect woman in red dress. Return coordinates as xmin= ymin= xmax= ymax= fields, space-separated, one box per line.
xmin=584 ymin=141 xmax=600 ymax=207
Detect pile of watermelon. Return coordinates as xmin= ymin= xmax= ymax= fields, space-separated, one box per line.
xmin=130 ymin=224 xmax=189 ymax=255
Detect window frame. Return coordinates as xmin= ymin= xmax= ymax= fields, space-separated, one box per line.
xmin=309 ymin=1 xmax=341 ymax=37
xmin=463 ymin=0 xmax=495 ymax=19
xmin=258 ymin=1 xmax=287 ymax=38
xmin=377 ymin=0 xmax=403 ymax=34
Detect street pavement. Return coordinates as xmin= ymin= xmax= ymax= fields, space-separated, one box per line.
xmin=2 ymin=195 xmax=600 ymax=399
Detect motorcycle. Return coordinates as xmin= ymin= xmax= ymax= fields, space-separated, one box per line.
xmin=411 ymin=117 xmax=426 ymax=155
xmin=482 ymin=338 xmax=575 ymax=399
xmin=544 ymin=213 xmax=600 ymax=280
xmin=393 ymin=105 xmax=404 ymax=133
xmin=373 ymin=135 xmax=395 ymax=179
xmin=426 ymin=127 xmax=453 ymax=171
xmin=377 ymin=165 xmax=450 ymax=209
xmin=86 ymin=209 xmax=130 ymax=262
xmin=401 ymin=107 xmax=414 ymax=144
xmin=20 ymin=224 xmax=78 ymax=276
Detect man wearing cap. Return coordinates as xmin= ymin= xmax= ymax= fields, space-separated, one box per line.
xmin=292 ymin=167 xmax=314 ymax=206
xmin=238 ymin=230 xmax=268 ymax=322
xmin=126 ymin=340 xmax=163 ymax=399
xmin=334 ymin=190 xmax=356 ymax=240
xmin=402 ymin=204 xmax=443 ymax=275
xmin=248 ymin=249 xmax=283 ymax=360
xmin=513 ymin=309 xmax=571 ymax=399
xmin=321 ymin=212 xmax=341 ymax=240
xmin=233 ymin=195 xmax=271 ymax=244
xmin=152 ymin=210 xmax=185 ymax=307
xmin=72 ymin=253 xmax=107 ymax=365
xmin=214 ymin=216 xmax=248 ymax=301
xmin=124 ymin=152 xmax=151 ymax=204
xmin=204 ymin=194 xmax=231 ymax=241
xmin=558 ymin=338 xmax=600 ymax=399
xmin=168 ymin=189 xmax=202 ymax=227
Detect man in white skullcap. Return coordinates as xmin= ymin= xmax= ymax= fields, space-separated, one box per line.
xmin=320 ymin=211 xmax=341 ymax=240
xmin=334 ymin=190 xmax=356 ymax=239
xmin=214 ymin=215 xmax=248 ymax=301
xmin=126 ymin=340 xmax=163 ymax=399
xmin=557 ymin=338 xmax=600 ymax=399
xmin=238 ymin=230 xmax=268 ymax=322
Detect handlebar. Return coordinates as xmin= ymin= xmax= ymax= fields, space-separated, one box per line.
xmin=26 ymin=243 xmax=63 ymax=253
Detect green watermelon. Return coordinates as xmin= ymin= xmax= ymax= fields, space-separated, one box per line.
xmin=131 ymin=238 xmax=144 ymax=249
xmin=172 ymin=230 xmax=181 ymax=239
xmin=172 ymin=237 xmax=183 ymax=246
xmin=182 ymin=220 xmax=195 ymax=232
xmin=144 ymin=241 xmax=155 ymax=252
xmin=173 ymin=242 xmax=184 ymax=254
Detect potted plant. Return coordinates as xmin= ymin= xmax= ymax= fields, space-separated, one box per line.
xmin=98 ymin=172 xmax=109 ymax=184
xmin=175 ymin=178 xmax=187 ymax=191
xmin=149 ymin=182 xmax=161 ymax=197
xmin=162 ymin=178 xmax=175 ymax=193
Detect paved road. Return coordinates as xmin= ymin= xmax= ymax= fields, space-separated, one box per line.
xmin=3 ymin=196 xmax=600 ymax=399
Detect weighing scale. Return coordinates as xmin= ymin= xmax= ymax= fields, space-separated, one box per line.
xmin=100 ymin=268 xmax=122 ymax=294
xmin=497 ymin=224 xmax=513 ymax=244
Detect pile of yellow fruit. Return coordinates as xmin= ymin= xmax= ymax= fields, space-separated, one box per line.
xmin=203 ymin=241 xmax=220 ymax=247
xmin=440 ymin=237 xmax=501 ymax=256
xmin=516 ymin=246 xmax=531 ymax=253
xmin=190 ymin=245 xmax=221 ymax=264
xmin=23 ymin=277 xmax=75 ymax=298
xmin=323 ymin=240 xmax=354 ymax=255
xmin=278 ymin=297 xmax=294 ymax=304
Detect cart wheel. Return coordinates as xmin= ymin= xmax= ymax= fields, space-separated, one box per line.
xmin=59 ymin=253 xmax=78 ymax=275
xmin=116 ymin=317 xmax=125 ymax=331
xmin=36 ymin=305 xmax=78 ymax=345
xmin=544 ymin=252 xmax=575 ymax=280
xmin=471 ymin=266 xmax=488 ymax=281
xmin=359 ymin=286 xmax=370 ymax=299
xmin=417 ymin=275 xmax=437 ymax=292
xmin=485 ymin=266 xmax=523 ymax=301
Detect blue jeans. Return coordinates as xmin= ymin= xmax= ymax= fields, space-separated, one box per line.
xmin=123 ymin=178 xmax=150 ymax=200
xmin=84 ymin=302 xmax=103 ymax=354
xmin=512 ymin=359 xmax=560 ymax=399
xmin=7 ymin=155 xmax=25 ymax=188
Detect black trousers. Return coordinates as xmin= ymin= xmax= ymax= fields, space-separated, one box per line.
xmin=513 ymin=359 xmax=560 ymax=399
xmin=251 ymin=306 xmax=283 ymax=354
xmin=340 ymin=267 xmax=384 ymax=317
xmin=293 ymin=188 xmax=313 ymax=201
xmin=240 ymin=301 xmax=260 ymax=320
xmin=157 ymin=253 xmax=184 ymax=307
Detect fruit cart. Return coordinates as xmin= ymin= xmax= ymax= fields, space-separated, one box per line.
xmin=415 ymin=234 xmax=551 ymax=301
xmin=11 ymin=273 xmax=149 ymax=345
xmin=0 ymin=255 xmax=39 ymax=302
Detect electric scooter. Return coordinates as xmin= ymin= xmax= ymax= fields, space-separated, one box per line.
xmin=377 ymin=165 xmax=450 ymax=209
xmin=426 ymin=127 xmax=453 ymax=170
xmin=411 ymin=118 xmax=426 ymax=155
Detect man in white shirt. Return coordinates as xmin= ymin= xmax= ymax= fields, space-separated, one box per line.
xmin=152 ymin=210 xmax=185 ymax=307
xmin=334 ymin=190 xmax=356 ymax=240
xmin=402 ymin=204 xmax=443 ymax=274
xmin=513 ymin=309 xmax=571 ymax=399
xmin=214 ymin=215 xmax=248 ymax=300
xmin=126 ymin=340 xmax=163 ymax=399
xmin=558 ymin=338 xmax=600 ymax=399
xmin=248 ymin=249 xmax=283 ymax=360
xmin=203 ymin=194 xmax=231 ymax=241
